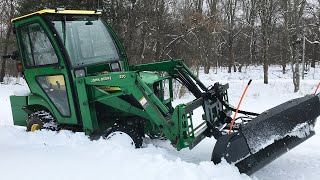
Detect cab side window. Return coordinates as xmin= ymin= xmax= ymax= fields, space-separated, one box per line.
xmin=37 ymin=75 xmax=70 ymax=116
xmin=20 ymin=23 xmax=58 ymax=67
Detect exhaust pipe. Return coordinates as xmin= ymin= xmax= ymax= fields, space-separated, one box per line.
xmin=212 ymin=94 xmax=320 ymax=175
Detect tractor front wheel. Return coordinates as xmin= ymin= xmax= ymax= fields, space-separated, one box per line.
xmin=26 ymin=111 xmax=58 ymax=132
xmin=104 ymin=124 xmax=143 ymax=148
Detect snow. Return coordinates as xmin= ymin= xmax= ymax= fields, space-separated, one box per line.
xmin=288 ymin=123 xmax=314 ymax=139
xmin=1 ymin=65 xmax=320 ymax=180
xmin=0 ymin=127 xmax=249 ymax=180
xmin=246 ymin=123 xmax=314 ymax=154
xmin=249 ymin=134 xmax=280 ymax=154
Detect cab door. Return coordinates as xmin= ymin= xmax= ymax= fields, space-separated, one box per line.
xmin=16 ymin=16 xmax=78 ymax=125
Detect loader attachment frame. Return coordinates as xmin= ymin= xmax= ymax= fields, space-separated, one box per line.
xmin=75 ymin=60 xmax=231 ymax=150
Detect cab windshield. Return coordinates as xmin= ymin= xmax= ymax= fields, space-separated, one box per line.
xmin=48 ymin=15 xmax=119 ymax=67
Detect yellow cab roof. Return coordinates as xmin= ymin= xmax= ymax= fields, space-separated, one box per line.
xmin=11 ymin=9 xmax=102 ymax=22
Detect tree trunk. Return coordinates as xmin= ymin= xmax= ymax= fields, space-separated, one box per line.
xmin=123 ymin=1 xmax=136 ymax=63
xmin=292 ymin=45 xmax=300 ymax=92
xmin=228 ymin=61 xmax=232 ymax=73
xmin=154 ymin=0 xmax=165 ymax=61
xmin=196 ymin=64 xmax=200 ymax=78
xmin=282 ymin=64 xmax=286 ymax=74
xmin=0 ymin=22 xmax=13 ymax=83
xmin=204 ymin=61 xmax=210 ymax=74
xmin=249 ymin=0 xmax=257 ymax=64
xmin=137 ymin=22 xmax=147 ymax=64
xmin=311 ymin=44 xmax=318 ymax=68
xmin=293 ymin=66 xmax=300 ymax=92
xmin=262 ymin=38 xmax=269 ymax=84
xmin=263 ymin=61 xmax=268 ymax=84
xmin=228 ymin=37 xmax=234 ymax=73
xmin=0 ymin=0 xmax=14 ymax=82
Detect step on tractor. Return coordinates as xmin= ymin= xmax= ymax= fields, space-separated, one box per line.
xmin=5 ymin=9 xmax=320 ymax=175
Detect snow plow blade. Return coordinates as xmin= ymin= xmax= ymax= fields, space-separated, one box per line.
xmin=212 ymin=94 xmax=320 ymax=175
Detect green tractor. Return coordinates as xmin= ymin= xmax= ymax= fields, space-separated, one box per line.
xmin=6 ymin=9 xmax=320 ymax=175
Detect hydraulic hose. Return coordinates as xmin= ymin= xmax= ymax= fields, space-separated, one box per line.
xmin=213 ymin=83 xmax=259 ymax=116
xmin=228 ymin=80 xmax=252 ymax=134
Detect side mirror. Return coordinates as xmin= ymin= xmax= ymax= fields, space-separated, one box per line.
xmin=2 ymin=51 xmax=24 ymax=74
xmin=2 ymin=50 xmax=19 ymax=61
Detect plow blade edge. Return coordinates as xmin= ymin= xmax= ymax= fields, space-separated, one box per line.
xmin=212 ymin=94 xmax=320 ymax=175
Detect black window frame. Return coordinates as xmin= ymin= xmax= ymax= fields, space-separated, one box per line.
xmin=18 ymin=21 xmax=60 ymax=69
xmin=35 ymin=74 xmax=72 ymax=117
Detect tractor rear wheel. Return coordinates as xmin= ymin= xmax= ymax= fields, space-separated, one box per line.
xmin=26 ymin=111 xmax=58 ymax=132
xmin=104 ymin=124 xmax=143 ymax=148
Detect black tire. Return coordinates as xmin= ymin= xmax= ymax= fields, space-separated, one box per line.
xmin=26 ymin=111 xmax=58 ymax=132
xmin=104 ymin=124 xmax=143 ymax=148
xmin=146 ymin=133 xmax=167 ymax=140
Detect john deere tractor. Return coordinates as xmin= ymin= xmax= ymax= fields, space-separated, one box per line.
xmin=6 ymin=9 xmax=320 ymax=175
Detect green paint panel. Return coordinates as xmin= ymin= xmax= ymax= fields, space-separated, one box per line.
xmin=139 ymin=72 xmax=162 ymax=84
xmin=10 ymin=96 xmax=28 ymax=126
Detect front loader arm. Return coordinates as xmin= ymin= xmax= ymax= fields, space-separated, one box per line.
xmin=132 ymin=60 xmax=233 ymax=127
xmin=75 ymin=72 xmax=179 ymax=143
xmin=76 ymin=62 xmax=231 ymax=150
xmin=130 ymin=59 xmax=208 ymax=95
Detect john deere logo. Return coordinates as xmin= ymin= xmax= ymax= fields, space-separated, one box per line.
xmin=91 ymin=76 xmax=112 ymax=82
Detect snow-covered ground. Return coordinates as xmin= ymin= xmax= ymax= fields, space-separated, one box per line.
xmin=0 ymin=65 xmax=319 ymax=180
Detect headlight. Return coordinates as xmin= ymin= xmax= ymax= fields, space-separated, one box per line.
xmin=111 ymin=62 xmax=120 ymax=72
xmin=75 ymin=69 xmax=86 ymax=77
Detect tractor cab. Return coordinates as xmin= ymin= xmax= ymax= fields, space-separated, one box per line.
xmin=47 ymin=12 xmax=125 ymax=72
xmin=11 ymin=9 xmax=132 ymax=126
xmin=13 ymin=9 xmax=127 ymax=75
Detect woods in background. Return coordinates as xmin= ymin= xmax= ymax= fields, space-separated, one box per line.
xmin=1 ymin=0 xmax=320 ymax=92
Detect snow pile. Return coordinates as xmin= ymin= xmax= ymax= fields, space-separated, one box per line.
xmin=0 ymin=127 xmax=250 ymax=180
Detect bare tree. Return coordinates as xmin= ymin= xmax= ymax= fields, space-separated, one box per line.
xmin=257 ymin=0 xmax=278 ymax=84
xmin=0 ymin=0 xmax=15 ymax=83
xmin=306 ymin=0 xmax=320 ymax=68
xmin=281 ymin=0 xmax=307 ymax=92
xmin=222 ymin=0 xmax=239 ymax=73
xmin=205 ymin=0 xmax=219 ymax=74
xmin=245 ymin=0 xmax=258 ymax=64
